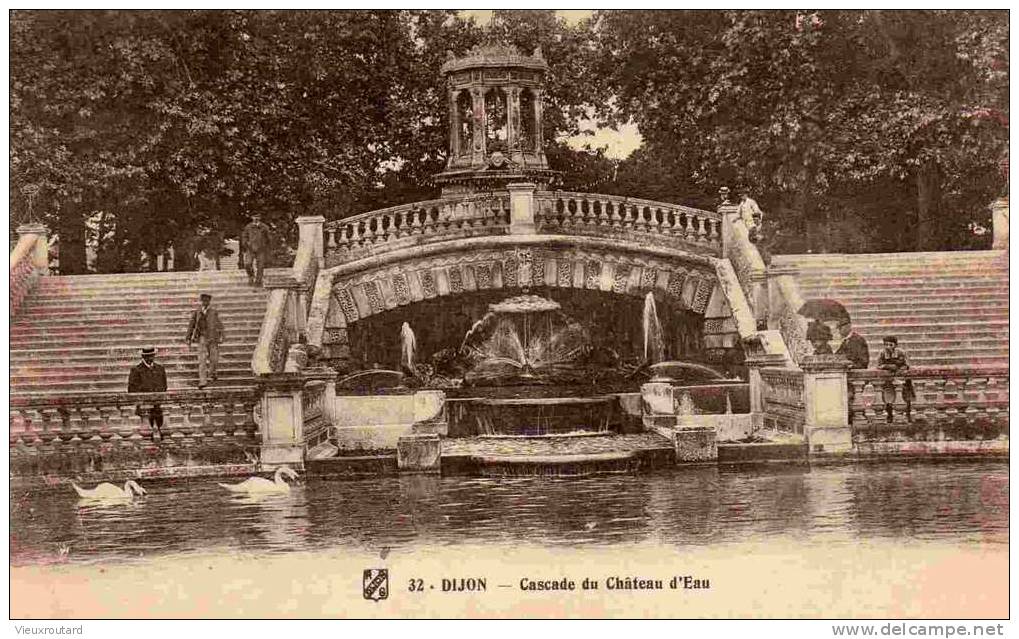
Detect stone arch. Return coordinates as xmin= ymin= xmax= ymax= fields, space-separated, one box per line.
xmin=317 ymin=244 xmax=737 ymax=363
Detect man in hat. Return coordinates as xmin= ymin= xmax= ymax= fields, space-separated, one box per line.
xmin=185 ymin=293 xmax=225 ymax=388
xmin=240 ymin=212 xmax=273 ymax=286
xmin=877 ymin=335 xmax=915 ymax=423
xmin=128 ymin=347 xmax=167 ymax=438
xmin=835 ymin=317 xmax=870 ymax=369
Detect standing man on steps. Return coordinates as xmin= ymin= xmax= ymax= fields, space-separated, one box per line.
xmin=185 ymin=293 xmax=224 ymax=389
xmin=128 ymin=347 xmax=167 ymax=439
xmin=241 ymin=212 xmax=273 ymax=287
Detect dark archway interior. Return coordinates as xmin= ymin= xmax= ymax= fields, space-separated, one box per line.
xmin=346 ymin=287 xmax=704 ymax=371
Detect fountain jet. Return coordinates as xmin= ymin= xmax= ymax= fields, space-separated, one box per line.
xmin=643 ymin=292 xmax=665 ymax=364
xmin=400 ymin=322 xmax=417 ymax=373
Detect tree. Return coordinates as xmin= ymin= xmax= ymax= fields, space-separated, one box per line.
xmin=594 ymin=10 xmax=1008 ymax=253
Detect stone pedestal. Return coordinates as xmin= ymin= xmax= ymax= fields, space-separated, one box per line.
xmin=746 ymin=352 xmax=790 ymax=432
xmin=412 ymin=390 xmax=447 ymax=436
xmin=990 ymin=197 xmax=1006 ymax=249
xmin=258 ymin=374 xmax=306 ymax=468
xmin=801 ymin=355 xmax=852 ymax=454
xmin=508 ymin=182 xmax=536 ymax=235
xmin=296 ymin=215 xmax=326 ymax=267
xmin=397 ymin=434 xmax=441 ymax=473
xmin=17 ymin=223 xmax=49 ymax=275
xmin=641 ymin=381 xmax=675 ymax=429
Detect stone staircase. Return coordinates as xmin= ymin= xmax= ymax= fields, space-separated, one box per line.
xmin=11 ymin=270 xmax=268 ymax=396
xmin=773 ymin=250 xmax=1008 ymax=368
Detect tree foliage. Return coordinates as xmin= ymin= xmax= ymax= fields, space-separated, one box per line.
xmin=596 ymin=9 xmax=1008 ymax=252
xmin=11 ymin=10 xmax=1007 ymax=273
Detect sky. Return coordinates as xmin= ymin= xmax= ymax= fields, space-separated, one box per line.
xmin=460 ymin=9 xmax=643 ymax=161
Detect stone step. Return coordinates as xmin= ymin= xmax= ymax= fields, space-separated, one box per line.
xmin=794 ymin=275 xmax=1002 ymax=287
xmin=8 ymin=343 xmax=256 ymax=360
xmin=11 ymin=315 xmax=264 ymax=330
xmin=25 ymin=292 xmax=268 ymax=306
xmin=849 ymin=307 xmax=1009 ymax=320
xmin=818 ymin=296 xmax=1009 ymax=309
xmin=773 ymin=249 xmax=1005 ymax=265
xmin=36 ymin=270 xmax=255 ymax=284
xmin=9 ymin=332 xmax=263 ymax=349
xmin=10 ymin=321 xmax=263 ymax=335
xmin=896 ymin=355 xmax=1010 ymax=367
xmin=10 ymin=353 xmax=255 ymax=369
xmin=796 ymin=290 xmax=1009 ymax=303
xmin=796 ymin=281 xmax=1005 ymax=293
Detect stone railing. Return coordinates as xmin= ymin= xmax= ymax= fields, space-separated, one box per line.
xmin=252 ymin=216 xmax=324 ymax=375
xmin=767 ymin=268 xmax=811 ymax=365
xmin=848 ymin=367 xmax=1009 ymax=440
xmin=324 ymin=193 xmax=511 ymax=265
xmin=10 ymin=223 xmax=49 ymax=318
xmin=717 ymin=192 xmax=766 ymax=318
xmin=534 ymin=191 xmax=722 ymax=254
xmin=759 ymin=367 xmax=806 ymax=434
xmin=9 ymin=387 xmax=261 ymax=447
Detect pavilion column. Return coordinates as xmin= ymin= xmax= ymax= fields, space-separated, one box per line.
xmin=471 ymin=87 xmax=486 ymax=165
xmin=532 ymin=88 xmax=544 ymax=155
xmin=448 ymin=89 xmax=460 ymax=163
xmin=506 ymin=85 xmax=520 ymax=155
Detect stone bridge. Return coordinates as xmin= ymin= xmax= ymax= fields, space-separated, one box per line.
xmin=304 ymin=187 xmax=757 ymax=368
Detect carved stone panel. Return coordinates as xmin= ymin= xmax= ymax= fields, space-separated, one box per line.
xmin=334 ymin=288 xmax=359 ymax=323
xmin=392 ymin=273 xmax=411 ymax=306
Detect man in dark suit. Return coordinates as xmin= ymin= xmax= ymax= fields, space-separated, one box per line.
xmin=240 ymin=212 xmax=273 ymax=286
xmin=835 ymin=318 xmax=870 ymax=369
xmin=128 ymin=347 xmax=167 ymax=439
xmin=185 ymin=293 xmax=225 ymax=388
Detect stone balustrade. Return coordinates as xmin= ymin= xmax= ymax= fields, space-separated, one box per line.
xmin=759 ymin=367 xmax=807 ymax=434
xmin=9 ymin=388 xmax=260 ymax=447
xmin=10 ymin=224 xmax=49 ymax=318
xmin=324 ymin=194 xmax=511 ymax=265
xmin=848 ymin=368 xmax=1009 ymax=439
xmin=534 ymin=191 xmax=722 ymax=253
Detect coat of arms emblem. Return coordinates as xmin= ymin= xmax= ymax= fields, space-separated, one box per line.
xmin=363 ymin=568 xmax=389 ymax=601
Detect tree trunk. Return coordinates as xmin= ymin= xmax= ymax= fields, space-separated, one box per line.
xmin=56 ymin=209 xmax=87 ymax=274
xmin=916 ymin=160 xmax=943 ymax=251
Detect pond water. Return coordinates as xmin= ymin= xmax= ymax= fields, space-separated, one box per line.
xmin=9 ymin=460 xmax=1007 ymax=566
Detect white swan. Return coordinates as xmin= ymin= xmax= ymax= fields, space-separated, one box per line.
xmin=72 ymin=480 xmax=147 ymax=501
xmin=218 ymin=466 xmax=299 ymax=495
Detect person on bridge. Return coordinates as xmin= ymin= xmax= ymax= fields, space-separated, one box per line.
xmin=241 ymin=212 xmax=273 ymax=286
xmin=737 ymin=187 xmax=764 ymax=233
xmin=185 ymin=293 xmax=225 ymax=389
xmin=128 ymin=347 xmax=167 ymax=440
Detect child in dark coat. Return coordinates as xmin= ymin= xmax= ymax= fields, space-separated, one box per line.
xmin=877 ymin=336 xmax=915 ymax=423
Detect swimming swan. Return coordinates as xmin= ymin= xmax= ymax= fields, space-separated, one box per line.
xmin=72 ymin=480 xmax=147 ymax=501
xmin=218 ymin=466 xmax=299 ymax=494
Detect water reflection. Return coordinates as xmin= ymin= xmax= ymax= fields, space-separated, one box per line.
xmin=9 ymin=461 xmax=1007 ymax=566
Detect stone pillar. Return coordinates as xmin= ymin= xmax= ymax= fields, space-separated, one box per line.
xmin=507 ymin=182 xmax=536 ymax=235
xmin=716 ymin=187 xmax=739 ymax=257
xmin=449 ymin=89 xmax=461 ymax=159
xmin=505 ymin=86 xmax=518 ymax=153
xmin=750 ymin=269 xmax=768 ymax=329
xmin=533 ymin=88 xmax=544 ymax=156
xmin=801 ymin=355 xmax=852 ymax=454
xmin=471 ymin=87 xmax=486 ymax=165
xmin=258 ymin=374 xmax=307 ymax=468
xmin=745 ymin=353 xmax=789 ymax=431
xmin=296 ymin=215 xmax=325 ymax=268
xmin=397 ymin=434 xmax=441 ymax=473
xmin=990 ymin=197 xmax=1006 ymax=249
xmin=17 ymin=223 xmax=49 ymax=275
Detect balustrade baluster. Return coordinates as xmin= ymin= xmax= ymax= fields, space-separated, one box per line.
xmin=603 ymin=202 xmax=619 ymax=230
